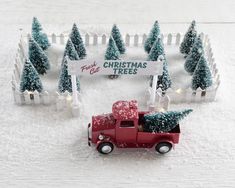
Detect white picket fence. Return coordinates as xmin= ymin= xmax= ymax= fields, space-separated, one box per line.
xmin=26 ymin=32 xmax=185 ymax=46
xmin=146 ymin=34 xmax=220 ymax=104
xmin=12 ymin=32 xmax=220 ymax=109
xmin=11 ymin=39 xmax=81 ymax=110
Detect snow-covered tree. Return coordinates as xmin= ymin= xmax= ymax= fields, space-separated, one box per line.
xmin=149 ymin=60 xmax=171 ymax=92
xmin=32 ymin=17 xmax=50 ymax=50
xmin=111 ymin=24 xmax=125 ymax=54
xmin=105 ymin=36 xmax=121 ymax=60
xmin=192 ymin=55 xmax=212 ymax=90
xmin=184 ymin=35 xmax=204 ymax=74
xmin=144 ymin=21 xmax=161 ymax=54
xmin=144 ymin=109 xmax=193 ymax=132
xmin=148 ymin=37 xmax=165 ymax=61
xmin=58 ymin=58 xmax=80 ymax=93
xmin=105 ymin=36 xmax=121 ymax=79
xmin=20 ymin=59 xmax=43 ymax=92
xmin=70 ymin=23 xmax=86 ymax=59
xmin=62 ymin=38 xmax=79 ymax=63
xmin=180 ymin=20 xmax=197 ymax=56
xmin=158 ymin=61 xmax=172 ymax=91
xmin=28 ymin=37 xmax=50 ymax=75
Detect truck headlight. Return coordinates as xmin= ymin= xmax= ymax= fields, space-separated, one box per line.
xmin=98 ymin=134 xmax=104 ymax=140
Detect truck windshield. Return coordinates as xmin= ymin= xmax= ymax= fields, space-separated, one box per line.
xmin=120 ymin=121 xmax=134 ymax=128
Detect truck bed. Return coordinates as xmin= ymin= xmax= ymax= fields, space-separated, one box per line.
xmin=137 ymin=125 xmax=180 ymax=144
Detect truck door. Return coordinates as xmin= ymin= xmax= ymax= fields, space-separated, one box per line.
xmin=116 ymin=120 xmax=137 ymax=143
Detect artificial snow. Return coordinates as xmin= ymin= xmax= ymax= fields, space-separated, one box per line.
xmin=1 ymin=0 xmax=235 ymax=188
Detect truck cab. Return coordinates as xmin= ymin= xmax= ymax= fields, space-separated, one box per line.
xmin=88 ymin=100 xmax=180 ymax=155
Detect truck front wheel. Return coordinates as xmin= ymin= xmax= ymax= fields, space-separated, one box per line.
xmin=97 ymin=142 xmax=114 ymax=154
xmin=155 ymin=142 xmax=172 ymax=154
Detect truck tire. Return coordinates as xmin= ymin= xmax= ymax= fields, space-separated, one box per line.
xmin=97 ymin=142 xmax=114 ymax=154
xmin=155 ymin=142 xmax=172 ymax=154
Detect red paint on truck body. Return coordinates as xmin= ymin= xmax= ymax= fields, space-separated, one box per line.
xmin=88 ymin=100 xmax=180 ymax=149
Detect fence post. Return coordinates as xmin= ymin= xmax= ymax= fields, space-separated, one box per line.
xmin=60 ymin=34 xmax=65 ymax=45
xmin=85 ymin=33 xmax=89 ymax=46
xmin=102 ymin=34 xmax=106 ymax=45
xmin=167 ymin=33 xmax=172 ymax=45
xmin=134 ymin=34 xmax=139 ymax=47
xmin=176 ymin=33 xmax=181 ymax=45
xmin=142 ymin=34 xmax=147 ymax=46
xmin=51 ymin=33 xmax=57 ymax=43
xmin=125 ymin=34 xmax=130 ymax=47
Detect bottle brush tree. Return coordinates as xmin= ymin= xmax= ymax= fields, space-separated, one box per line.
xmin=143 ymin=109 xmax=193 ymax=132
xmin=144 ymin=21 xmax=161 ymax=54
xmin=192 ymin=55 xmax=212 ymax=90
xmin=158 ymin=61 xmax=172 ymax=91
xmin=180 ymin=20 xmax=197 ymax=56
xmin=28 ymin=37 xmax=50 ymax=75
xmin=184 ymin=35 xmax=204 ymax=74
xmin=58 ymin=57 xmax=80 ymax=93
xmin=148 ymin=37 xmax=165 ymax=61
xmin=111 ymin=24 xmax=126 ymax=54
xmin=62 ymin=38 xmax=79 ymax=63
xmin=105 ymin=36 xmax=121 ymax=60
xmin=105 ymin=36 xmax=121 ymax=79
xmin=70 ymin=23 xmax=86 ymax=59
xmin=32 ymin=17 xmax=50 ymax=50
xmin=20 ymin=59 xmax=43 ymax=92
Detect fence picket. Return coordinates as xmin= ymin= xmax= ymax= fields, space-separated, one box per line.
xmin=33 ymin=90 xmax=40 ymax=104
xmin=102 ymin=34 xmax=106 ymax=45
xmin=23 ymin=90 xmax=32 ymax=104
xmin=142 ymin=34 xmax=147 ymax=45
xmin=167 ymin=34 xmax=172 ymax=45
xmin=125 ymin=34 xmax=130 ymax=47
xmin=93 ymin=34 xmax=98 ymax=45
xmin=60 ymin=34 xmax=65 ymax=45
xmin=42 ymin=91 xmax=50 ymax=104
xmin=134 ymin=34 xmax=138 ymax=47
xmin=85 ymin=33 xmax=89 ymax=46
xmin=176 ymin=33 xmax=181 ymax=45
xmin=52 ymin=33 xmax=57 ymax=43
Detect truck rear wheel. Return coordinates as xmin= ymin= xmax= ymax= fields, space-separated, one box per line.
xmin=97 ymin=142 xmax=114 ymax=154
xmin=155 ymin=142 xmax=172 ymax=154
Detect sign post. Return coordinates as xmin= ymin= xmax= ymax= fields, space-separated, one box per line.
xmin=68 ymin=59 xmax=163 ymax=112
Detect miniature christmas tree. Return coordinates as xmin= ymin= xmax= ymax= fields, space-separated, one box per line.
xmin=62 ymin=38 xmax=79 ymax=63
xmin=144 ymin=21 xmax=161 ymax=54
xmin=158 ymin=61 xmax=172 ymax=91
xmin=144 ymin=109 xmax=193 ymax=132
xmin=184 ymin=35 xmax=204 ymax=74
xmin=180 ymin=20 xmax=197 ymax=56
xmin=70 ymin=23 xmax=86 ymax=59
xmin=20 ymin=59 xmax=43 ymax=92
xmin=32 ymin=17 xmax=50 ymax=50
xmin=105 ymin=36 xmax=121 ymax=60
xmin=105 ymin=36 xmax=121 ymax=79
xmin=192 ymin=55 xmax=212 ymax=90
xmin=28 ymin=37 xmax=50 ymax=75
xmin=111 ymin=24 xmax=125 ymax=54
xmin=148 ymin=37 xmax=165 ymax=61
xmin=58 ymin=57 xmax=80 ymax=93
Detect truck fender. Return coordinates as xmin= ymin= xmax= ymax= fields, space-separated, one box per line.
xmin=155 ymin=139 xmax=175 ymax=149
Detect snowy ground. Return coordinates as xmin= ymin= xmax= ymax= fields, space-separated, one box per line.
xmin=1 ymin=0 xmax=235 ymax=188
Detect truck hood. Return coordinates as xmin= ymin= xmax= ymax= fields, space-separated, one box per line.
xmin=92 ymin=113 xmax=116 ymax=131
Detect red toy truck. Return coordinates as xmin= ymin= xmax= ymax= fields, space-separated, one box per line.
xmin=88 ymin=100 xmax=180 ymax=154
